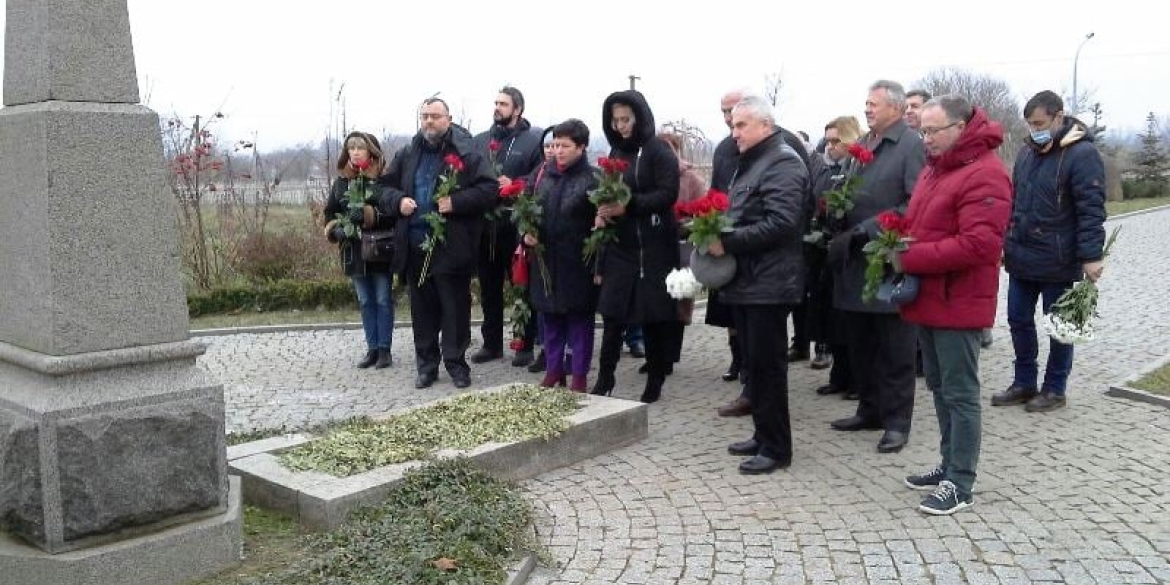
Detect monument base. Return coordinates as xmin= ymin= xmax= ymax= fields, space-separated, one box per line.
xmin=0 ymin=476 xmax=243 ymax=585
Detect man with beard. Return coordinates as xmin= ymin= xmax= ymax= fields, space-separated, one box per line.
xmin=827 ymin=80 xmax=925 ymax=454
xmin=381 ymin=97 xmax=497 ymax=389
xmin=471 ymin=86 xmax=546 ymax=367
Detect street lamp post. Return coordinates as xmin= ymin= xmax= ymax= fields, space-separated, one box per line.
xmin=1072 ymin=32 xmax=1095 ymax=115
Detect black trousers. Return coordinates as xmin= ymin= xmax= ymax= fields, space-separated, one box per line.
xmin=408 ymin=249 xmax=472 ymax=378
xmin=598 ymin=319 xmax=678 ymax=375
xmin=843 ymin=310 xmax=917 ymax=433
xmin=732 ymin=304 xmax=793 ymax=464
xmin=805 ymin=253 xmax=834 ymax=344
xmin=477 ymin=221 xmax=531 ymax=352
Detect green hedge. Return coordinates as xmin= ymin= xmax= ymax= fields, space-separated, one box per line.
xmin=187 ymin=279 xmax=356 ymax=317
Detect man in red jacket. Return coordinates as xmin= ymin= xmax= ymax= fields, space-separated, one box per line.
xmin=894 ymin=95 xmax=1011 ymax=515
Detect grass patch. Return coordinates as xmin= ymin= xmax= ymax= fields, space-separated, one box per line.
xmin=279 ymin=384 xmax=583 ymax=477
xmin=1131 ymin=361 xmax=1170 ymax=396
xmin=191 ymin=308 xmax=360 ymax=330
xmin=1106 ymin=195 xmax=1170 ymax=216
xmin=189 ymin=506 xmax=311 ymax=585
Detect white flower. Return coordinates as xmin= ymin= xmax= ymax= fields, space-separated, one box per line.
xmin=665 ymin=268 xmax=702 ymax=299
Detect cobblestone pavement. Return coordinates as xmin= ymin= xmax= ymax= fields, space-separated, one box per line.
xmin=201 ymin=210 xmax=1170 ymax=584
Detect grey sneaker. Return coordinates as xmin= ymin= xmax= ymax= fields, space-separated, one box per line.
xmin=905 ymin=464 xmax=945 ymax=491
xmin=918 ymin=480 xmax=973 ymax=515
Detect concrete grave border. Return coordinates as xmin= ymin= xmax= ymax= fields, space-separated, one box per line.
xmin=226 ymin=385 xmax=648 ymax=531
xmin=1107 ymin=351 xmax=1170 ymax=408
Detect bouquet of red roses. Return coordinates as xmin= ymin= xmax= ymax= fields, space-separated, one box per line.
xmin=509 ymin=177 xmax=552 ymax=296
xmin=335 ymin=158 xmax=378 ymax=238
xmin=675 ymin=188 xmax=731 ymax=251
xmin=419 ymin=153 xmax=463 ymax=285
xmin=582 ymin=156 xmax=632 ymax=263
xmin=861 ymin=210 xmax=911 ymax=303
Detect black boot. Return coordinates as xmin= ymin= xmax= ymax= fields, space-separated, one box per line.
xmin=591 ymin=370 xmax=615 ymax=396
xmin=722 ymin=335 xmax=741 ymax=382
xmin=375 ymin=349 xmax=393 ymax=369
xmin=640 ymin=362 xmax=665 ymax=403
xmin=356 ymin=350 xmax=377 ymax=369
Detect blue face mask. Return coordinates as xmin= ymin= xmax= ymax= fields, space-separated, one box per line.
xmin=1030 ymin=129 xmax=1052 ymax=145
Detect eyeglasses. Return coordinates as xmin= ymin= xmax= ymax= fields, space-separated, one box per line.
xmin=920 ymin=122 xmax=959 ymax=138
xmin=826 ymin=138 xmax=842 ymax=145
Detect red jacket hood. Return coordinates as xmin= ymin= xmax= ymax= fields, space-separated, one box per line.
xmin=927 ymin=107 xmax=1004 ymax=172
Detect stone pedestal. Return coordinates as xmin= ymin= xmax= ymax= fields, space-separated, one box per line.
xmin=0 ymin=0 xmax=242 ymax=581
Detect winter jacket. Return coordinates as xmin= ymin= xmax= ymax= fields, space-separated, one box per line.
xmin=718 ymin=131 xmax=809 ymax=305
xmin=594 ymin=90 xmax=681 ymax=324
xmin=712 ymin=127 xmax=810 ymax=192
xmin=832 ymin=119 xmax=926 ymax=313
xmin=323 ymin=175 xmax=396 ymax=276
xmin=1004 ymin=116 xmax=1106 ymax=282
xmin=526 ymin=155 xmax=600 ymax=315
xmin=378 ymin=125 xmax=498 ymax=277
xmin=898 ymin=108 xmax=1012 ymax=329
xmin=474 ymin=118 xmax=547 ymax=257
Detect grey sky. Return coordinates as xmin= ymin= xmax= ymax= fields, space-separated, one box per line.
xmin=3 ymin=0 xmax=1167 ymax=150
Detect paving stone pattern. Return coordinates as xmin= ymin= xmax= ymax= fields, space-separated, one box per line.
xmin=202 ymin=211 xmax=1169 ymax=584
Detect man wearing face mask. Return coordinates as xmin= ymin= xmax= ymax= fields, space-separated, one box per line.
xmin=995 ymin=90 xmax=1106 ymax=413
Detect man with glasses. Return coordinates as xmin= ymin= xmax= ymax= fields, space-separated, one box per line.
xmin=381 ymin=98 xmax=497 ymax=389
xmin=826 ymin=80 xmax=925 ymax=454
xmin=994 ymin=90 xmax=1106 ymax=412
xmin=894 ymin=94 xmax=1011 ymax=515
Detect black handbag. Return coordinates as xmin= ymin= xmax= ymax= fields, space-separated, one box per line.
xmin=359 ymin=229 xmax=396 ymax=264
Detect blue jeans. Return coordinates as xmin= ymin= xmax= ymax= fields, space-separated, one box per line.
xmin=624 ymin=325 xmax=643 ymax=349
xmin=919 ymin=328 xmax=982 ymax=499
xmin=1007 ymin=276 xmax=1074 ymax=395
xmin=352 ymin=273 xmax=394 ymax=351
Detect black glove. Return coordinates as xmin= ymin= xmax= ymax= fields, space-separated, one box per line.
xmin=826 ymin=230 xmax=855 ymax=270
xmin=330 ymin=225 xmax=347 ymax=242
xmin=346 ymin=206 xmax=365 ymax=226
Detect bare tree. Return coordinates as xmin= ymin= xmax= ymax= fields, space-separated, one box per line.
xmin=659 ymin=119 xmax=713 ymax=164
xmin=763 ymin=71 xmax=784 ymax=111
xmin=915 ymin=67 xmax=1027 ymax=167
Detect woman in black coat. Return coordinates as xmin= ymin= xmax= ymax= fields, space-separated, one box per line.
xmin=592 ymin=90 xmax=681 ymax=403
xmin=522 ymin=119 xmax=599 ymax=392
xmin=323 ymin=131 xmax=397 ymax=369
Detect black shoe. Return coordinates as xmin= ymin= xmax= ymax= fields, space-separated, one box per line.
xmin=830 ymin=415 xmax=882 ymax=431
xmin=470 ymin=348 xmax=502 ymax=364
xmin=374 ymin=349 xmax=393 ymax=369
xmin=356 ymin=350 xmax=378 ymax=369
xmin=721 ymin=365 xmax=740 ymax=382
xmin=414 ymin=373 xmax=437 ymax=389
xmin=1024 ymin=391 xmax=1067 ymax=413
xmin=979 ymin=328 xmax=994 ymax=349
xmin=628 ymin=343 xmax=645 ymax=358
xmin=511 ymin=349 xmax=534 ymax=368
xmin=451 ymin=373 xmax=471 ymax=389
xmin=591 ymin=371 xmax=615 ymax=396
xmin=877 ymin=430 xmax=908 ymax=453
xmin=918 ymin=480 xmax=973 ymax=515
xmin=527 ymin=349 xmax=546 ymax=373
xmin=738 ymin=454 xmax=787 ymax=475
xmin=638 ymin=362 xmax=649 ymax=374
xmin=842 ymin=390 xmax=860 ymax=400
xmin=787 ymin=344 xmax=810 ymax=362
xmin=991 ymin=384 xmax=1038 ymax=406
xmin=815 ymin=384 xmax=844 ymax=396
xmin=905 ymin=464 xmax=945 ymax=491
xmin=810 ymin=346 xmax=833 ymax=370
xmin=727 ymin=438 xmax=761 ymax=456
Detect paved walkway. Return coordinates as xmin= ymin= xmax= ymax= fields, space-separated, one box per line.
xmin=200 ymin=210 xmax=1170 ymax=585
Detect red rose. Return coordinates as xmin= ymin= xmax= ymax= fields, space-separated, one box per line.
xmin=499 ymin=178 xmax=526 ymax=198
xmin=611 ymin=158 xmax=630 ymax=173
xmin=509 ymin=338 xmax=525 ymax=352
xmin=673 ymin=199 xmax=693 ymax=217
xmin=707 ymin=189 xmax=730 ymax=212
xmin=488 ymin=139 xmax=502 ymax=153
xmin=444 ymin=153 xmax=465 ymax=172
xmin=876 ymin=211 xmax=904 ymax=232
xmin=848 ymin=143 xmax=875 ymax=164
xmin=353 ymin=158 xmax=370 ymax=171
xmin=818 ymin=198 xmax=827 ymax=215
xmin=597 ymin=157 xmax=614 ymax=173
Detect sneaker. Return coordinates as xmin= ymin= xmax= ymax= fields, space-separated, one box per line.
xmin=990 ymin=384 xmax=1038 ymax=406
xmin=918 ymin=480 xmax=973 ymax=515
xmin=1024 ymin=391 xmax=1067 ymax=413
xmin=904 ymin=464 xmax=945 ymax=491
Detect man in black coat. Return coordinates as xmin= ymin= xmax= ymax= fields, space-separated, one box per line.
xmin=827 ymin=80 xmax=925 ymax=453
xmin=380 ymin=98 xmax=498 ymax=389
xmin=709 ymin=94 xmax=809 ymax=474
xmin=471 ymin=86 xmax=546 ymax=367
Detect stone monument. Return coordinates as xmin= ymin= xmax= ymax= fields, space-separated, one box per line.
xmin=0 ymin=0 xmax=242 ymax=583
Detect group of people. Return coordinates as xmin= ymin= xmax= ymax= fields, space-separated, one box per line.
xmin=322 ymin=80 xmax=1107 ymax=516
